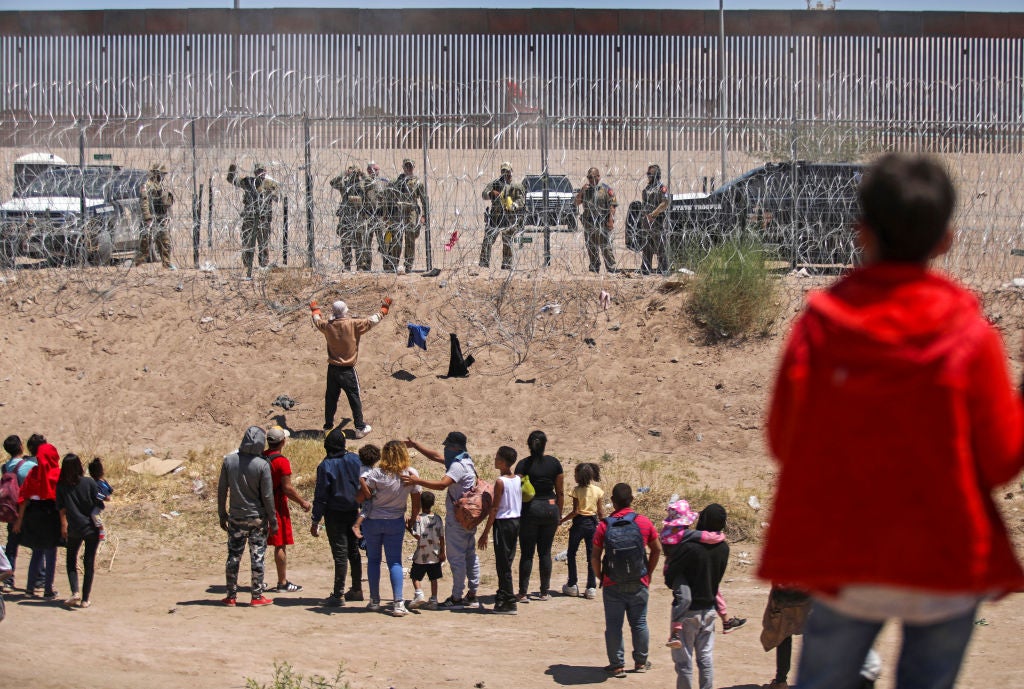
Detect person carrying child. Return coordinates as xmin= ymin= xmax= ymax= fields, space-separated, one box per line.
xmin=478 ymin=446 xmax=522 ymax=614
xmin=87 ymin=458 xmax=112 ymax=541
xmin=761 ymin=153 xmax=1024 ymax=689
xmin=660 ymin=499 xmax=745 ymax=648
xmin=558 ymin=462 xmax=603 ymax=600
xmin=409 ymin=490 xmax=445 ymax=611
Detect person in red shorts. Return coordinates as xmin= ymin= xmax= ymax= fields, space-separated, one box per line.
xmin=264 ymin=426 xmax=312 ymax=593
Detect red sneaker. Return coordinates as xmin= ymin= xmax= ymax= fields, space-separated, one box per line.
xmin=221 ymin=597 xmax=237 ymax=607
xmin=249 ymin=595 xmax=274 ymax=607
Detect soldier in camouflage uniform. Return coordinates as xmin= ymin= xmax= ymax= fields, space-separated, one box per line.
xmin=218 ymin=425 xmax=277 ymax=606
xmin=639 ymin=164 xmax=671 ymax=275
xmin=480 ymin=161 xmax=526 ymax=270
xmin=574 ymin=167 xmax=618 ymax=273
xmin=135 ymin=163 xmax=175 ymax=269
xmin=358 ymin=163 xmax=392 ymax=272
xmin=329 ymin=164 xmax=365 ymax=271
xmin=388 ymin=158 xmax=429 ymax=273
xmin=227 ymin=162 xmax=279 ymax=277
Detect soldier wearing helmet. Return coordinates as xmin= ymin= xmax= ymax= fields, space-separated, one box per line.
xmin=329 ymin=164 xmax=365 ymax=271
xmin=639 ymin=164 xmax=670 ymax=275
xmin=358 ymin=162 xmax=391 ymax=271
xmin=386 ymin=158 xmax=429 ymax=273
xmin=574 ymin=167 xmax=619 ymax=273
xmin=480 ymin=161 xmax=525 ymax=270
xmin=135 ymin=162 xmax=175 ymax=269
xmin=227 ymin=161 xmax=280 ymax=278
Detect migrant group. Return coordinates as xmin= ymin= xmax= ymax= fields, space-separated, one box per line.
xmin=7 ymin=152 xmax=1024 ymax=689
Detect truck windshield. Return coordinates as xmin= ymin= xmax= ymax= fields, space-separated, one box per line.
xmin=21 ymin=167 xmax=114 ymax=199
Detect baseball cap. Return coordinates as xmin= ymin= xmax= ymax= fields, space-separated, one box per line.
xmin=266 ymin=426 xmax=290 ymax=443
xmin=443 ymin=431 xmax=467 ymax=448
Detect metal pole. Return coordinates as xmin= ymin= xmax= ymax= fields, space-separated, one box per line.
xmin=541 ymin=112 xmax=551 ymax=267
xmin=304 ymin=114 xmax=315 ymax=267
xmin=191 ymin=118 xmax=200 ymax=268
xmin=78 ymin=122 xmax=86 ymax=219
xmin=282 ymin=197 xmax=289 ymax=266
xmin=421 ymin=121 xmax=433 ymax=271
xmin=207 ymin=176 xmax=213 ymax=249
xmin=718 ymin=0 xmax=727 ymax=183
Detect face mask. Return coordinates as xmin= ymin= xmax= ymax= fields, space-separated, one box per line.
xmin=444 ymin=447 xmax=461 ymax=469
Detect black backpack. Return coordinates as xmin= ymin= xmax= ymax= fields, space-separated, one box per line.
xmin=602 ymin=512 xmax=647 ymax=592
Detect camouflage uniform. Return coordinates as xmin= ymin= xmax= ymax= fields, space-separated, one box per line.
xmin=480 ymin=162 xmax=526 ymax=270
xmin=389 ymin=159 xmax=429 ymax=273
xmin=359 ymin=164 xmax=391 ymax=272
xmin=225 ymin=519 xmax=269 ymax=599
xmin=136 ymin=163 xmax=175 ymax=268
xmin=640 ymin=165 xmax=670 ymax=275
xmin=329 ymin=165 xmax=365 ymax=271
xmin=227 ymin=163 xmax=279 ymax=276
xmin=575 ymin=171 xmax=618 ymax=273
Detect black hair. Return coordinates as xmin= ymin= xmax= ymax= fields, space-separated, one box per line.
xmin=575 ymin=462 xmax=600 ymax=487
xmin=420 ymin=490 xmax=436 ymax=512
xmin=611 ymin=482 xmax=633 ymax=509
xmin=58 ymin=453 xmax=84 ymax=487
xmin=859 ymin=153 xmax=955 ymax=263
xmin=324 ymin=427 xmax=347 ymax=455
xmin=358 ymin=444 xmax=381 ymax=467
xmin=26 ymin=433 xmax=46 ymax=455
xmin=3 ymin=434 xmax=22 ymax=457
xmin=496 ymin=446 xmax=517 ymax=467
xmin=88 ymin=457 xmax=105 ymax=480
xmin=527 ymin=430 xmax=547 ymax=460
xmin=696 ymin=503 xmax=727 ymax=532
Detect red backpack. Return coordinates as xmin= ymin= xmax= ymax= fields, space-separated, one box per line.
xmin=0 ymin=459 xmax=26 ymax=523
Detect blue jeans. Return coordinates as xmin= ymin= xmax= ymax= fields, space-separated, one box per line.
xmin=797 ymin=599 xmax=978 ymax=689
xmin=363 ymin=517 xmax=406 ymax=603
xmin=445 ymin=515 xmax=479 ymax=600
xmin=27 ymin=547 xmax=56 ymax=594
xmin=566 ymin=515 xmax=597 ymax=589
xmin=602 ymin=585 xmax=650 ymax=668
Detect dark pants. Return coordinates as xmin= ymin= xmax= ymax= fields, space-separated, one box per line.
xmin=5 ymin=522 xmax=20 ymax=585
xmin=325 ymin=364 xmax=364 ymax=430
xmin=66 ymin=532 xmax=100 ymax=602
xmin=27 ymin=547 xmax=56 ymax=595
xmin=518 ymin=499 xmax=560 ymax=596
xmin=567 ymin=515 xmax=598 ymax=589
xmin=324 ymin=509 xmax=361 ymax=596
xmin=775 ymin=636 xmax=793 ymax=683
xmin=491 ymin=517 xmax=520 ymax=604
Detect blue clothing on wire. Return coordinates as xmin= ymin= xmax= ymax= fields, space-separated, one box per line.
xmin=407 ymin=324 xmax=431 ymax=350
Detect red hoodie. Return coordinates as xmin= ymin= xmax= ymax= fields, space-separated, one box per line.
xmin=759 ymin=263 xmax=1024 ymax=594
xmin=20 ymin=443 xmax=60 ymax=503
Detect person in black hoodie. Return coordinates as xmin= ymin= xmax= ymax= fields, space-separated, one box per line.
xmin=664 ymin=503 xmax=730 ymax=689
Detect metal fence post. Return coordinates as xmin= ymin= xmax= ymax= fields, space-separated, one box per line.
xmin=282 ymin=196 xmax=289 ymax=266
xmin=304 ymin=114 xmax=315 ymax=267
xmin=78 ymin=121 xmax=86 ymax=219
xmin=207 ymin=176 xmax=213 ymax=249
xmin=421 ymin=119 xmax=433 ymax=272
xmin=191 ymin=117 xmax=200 ymax=268
xmin=541 ymin=111 xmax=551 ymax=267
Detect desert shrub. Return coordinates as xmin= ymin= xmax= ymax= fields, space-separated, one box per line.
xmin=246 ymin=662 xmax=349 ymax=689
xmin=689 ymin=238 xmax=779 ymax=340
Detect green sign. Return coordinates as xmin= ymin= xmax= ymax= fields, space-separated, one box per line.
xmin=93 ymin=153 xmax=113 ymax=161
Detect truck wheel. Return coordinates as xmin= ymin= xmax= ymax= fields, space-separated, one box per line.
xmin=89 ymin=229 xmax=113 ymax=266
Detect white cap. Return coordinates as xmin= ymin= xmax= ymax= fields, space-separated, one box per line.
xmin=332 ymin=301 xmax=349 ymax=319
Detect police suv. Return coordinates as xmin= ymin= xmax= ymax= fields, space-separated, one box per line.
xmin=0 ymin=164 xmax=147 ymax=267
xmin=627 ymin=162 xmax=865 ymax=267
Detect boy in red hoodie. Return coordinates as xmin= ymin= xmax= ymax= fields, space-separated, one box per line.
xmin=760 ymin=153 xmax=1024 ymax=689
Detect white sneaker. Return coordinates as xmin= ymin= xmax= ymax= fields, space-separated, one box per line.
xmin=391 ymin=601 xmax=409 ymax=617
xmin=562 ymin=584 xmax=579 ymax=597
xmin=584 ymin=587 xmax=597 ymax=600
xmin=409 ymin=592 xmax=427 ymax=610
xmin=353 ymin=425 xmax=372 ymax=439
xmin=367 ymin=600 xmax=382 ymax=612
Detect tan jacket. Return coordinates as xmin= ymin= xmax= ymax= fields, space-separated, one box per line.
xmin=314 ymin=311 xmax=385 ymax=367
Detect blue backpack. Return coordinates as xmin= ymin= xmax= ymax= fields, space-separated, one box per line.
xmin=602 ymin=512 xmax=647 ymax=592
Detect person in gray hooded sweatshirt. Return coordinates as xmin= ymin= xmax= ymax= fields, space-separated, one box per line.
xmin=218 ymin=425 xmax=277 ymax=607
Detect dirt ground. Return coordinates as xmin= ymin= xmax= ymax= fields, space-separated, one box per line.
xmin=1 ymin=263 xmax=1023 ymax=689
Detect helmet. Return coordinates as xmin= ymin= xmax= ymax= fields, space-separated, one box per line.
xmin=149 ymin=163 xmax=167 ymax=175
xmin=254 ymin=162 xmax=267 ymax=173
xmin=499 ymin=162 xmax=513 ymax=173
xmin=402 ymin=158 xmax=415 ymax=168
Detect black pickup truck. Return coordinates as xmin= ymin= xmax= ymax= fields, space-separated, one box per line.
xmin=626 ymin=161 xmax=865 ymax=267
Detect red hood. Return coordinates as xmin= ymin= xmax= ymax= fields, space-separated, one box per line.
xmin=35 ymin=443 xmax=59 ymax=469
xmin=804 ymin=263 xmax=982 ymax=365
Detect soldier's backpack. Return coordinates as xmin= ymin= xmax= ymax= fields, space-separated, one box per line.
xmin=0 ymin=460 xmax=26 ymax=523
xmin=601 ymin=512 xmax=647 ymax=593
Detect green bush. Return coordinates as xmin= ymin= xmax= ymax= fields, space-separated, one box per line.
xmin=246 ymin=663 xmax=349 ymax=689
xmin=689 ymin=238 xmax=779 ymax=339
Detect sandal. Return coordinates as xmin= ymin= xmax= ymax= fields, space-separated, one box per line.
xmin=604 ymin=665 xmax=626 ymax=679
